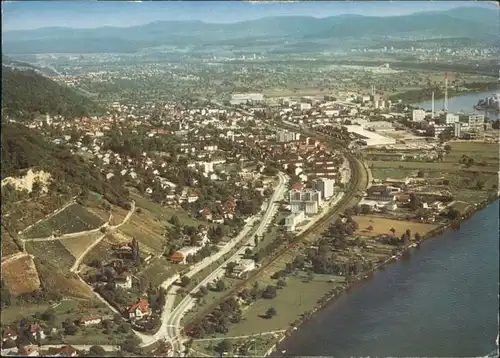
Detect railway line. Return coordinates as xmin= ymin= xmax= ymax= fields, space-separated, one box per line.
xmin=184 ymin=125 xmax=369 ymax=333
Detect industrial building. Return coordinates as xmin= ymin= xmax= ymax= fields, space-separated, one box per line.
xmin=230 ymin=93 xmax=264 ymax=105
xmin=289 ymin=189 xmax=322 ymax=215
xmin=343 ymin=125 xmax=396 ymax=146
xmin=284 ymin=211 xmax=305 ymax=232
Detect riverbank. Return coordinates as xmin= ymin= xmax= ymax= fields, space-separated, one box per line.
xmin=265 ymin=193 xmax=499 ymax=357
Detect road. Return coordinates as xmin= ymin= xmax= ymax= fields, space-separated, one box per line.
xmin=144 ymin=172 xmax=288 ymax=355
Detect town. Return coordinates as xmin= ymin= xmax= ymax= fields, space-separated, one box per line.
xmin=1 ymin=3 xmax=499 ymax=358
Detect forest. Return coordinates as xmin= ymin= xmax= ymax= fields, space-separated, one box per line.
xmin=1 ymin=122 xmax=130 ymax=209
xmin=2 ymin=66 xmax=103 ymax=119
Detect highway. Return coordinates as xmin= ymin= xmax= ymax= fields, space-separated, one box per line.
xmin=139 ymin=172 xmax=288 ymax=353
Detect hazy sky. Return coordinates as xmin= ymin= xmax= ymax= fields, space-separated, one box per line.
xmin=2 ymin=1 xmax=497 ymax=31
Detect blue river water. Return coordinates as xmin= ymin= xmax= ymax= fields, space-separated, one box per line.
xmin=414 ymin=90 xmax=499 ymax=120
xmin=274 ymin=201 xmax=499 ymax=357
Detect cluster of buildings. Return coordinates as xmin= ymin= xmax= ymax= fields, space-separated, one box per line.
xmin=285 ymin=178 xmax=336 ymax=232
xmin=412 ymin=109 xmax=486 ymax=139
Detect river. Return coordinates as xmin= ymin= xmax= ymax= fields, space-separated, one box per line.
xmin=273 ymin=201 xmax=499 ymax=357
xmin=414 ymin=90 xmax=499 ymax=120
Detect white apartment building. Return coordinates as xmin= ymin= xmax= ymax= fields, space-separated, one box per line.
xmin=299 ymin=103 xmax=312 ymax=111
xmin=468 ymin=114 xmax=484 ymax=129
xmin=277 ymin=129 xmax=298 ymax=143
xmin=315 ymin=178 xmax=335 ymax=199
xmin=412 ymin=109 xmax=426 ymax=122
xmin=284 ymin=211 xmax=305 ymax=232
xmin=289 ymin=189 xmax=322 ymax=215
xmin=445 ymin=113 xmax=459 ymax=125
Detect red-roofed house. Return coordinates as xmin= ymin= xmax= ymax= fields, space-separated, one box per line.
xmin=200 ymin=208 xmax=212 ymax=221
xmin=79 ymin=314 xmax=102 ymax=327
xmin=2 ymin=327 xmax=17 ymax=342
xmin=126 ymin=298 xmax=151 ymax=320
xmin=187 ymin=192 xmax=200 ymax=203
xmin=291 ymin=183 xmax=304 ymax=191
xmin=46 ymin=345 xmax=78 ymax=357
xmin=21 ymin=344 xmax=40 ymax=356
xmin=29 ymin=323 xmax=46 ymax=340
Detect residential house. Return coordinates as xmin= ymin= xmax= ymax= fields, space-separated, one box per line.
xmin=79 ymin=315 xmax=102 ymax=327
xmin=232 ymin=259 xmax=257 ymax=278
xmin=46 ymin=345 xmax=78 ymax=357
xmin=29 ymin=324 xmax=46 ymax=340
xmin=2 ymin=327 xmax=17 ymax=342
xmin=200 ymin=208 xmax=212 ymax=221
xmin=115 ymin=272 xmax=133 ymax=289
xmin=170 ymin=246 xmax=202 ymax=264
xmin=187 ymin=192 xmax=200 ymax=203
xmin=126 ymin=298 xmax=151 ymax=321
xmin=20 ymin=345 xmax=39 ymax=357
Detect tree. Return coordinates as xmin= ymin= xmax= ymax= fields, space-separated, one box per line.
xmin=41 ymin=308 xmax=56 ymax=323
xmin=261 ymin=285 xmax=277 ymax=299
xmin=226 ymin=261 xmax=237 ymax=275
xmin=0 ymin=280 xmax=12 ymax=309
xmin=156 ymin=288 xmax=166 ymax=310
xmin=170 ymin=215 xmax=181 ymax=227
xmin=87 ymin=345 xmax=106 ymax=357
xmin=277 ymin=278 xmax=287 ymax=289
xmin=120 ymin=335 xmax=141 ymax=353
xmin=180 ymin=276 xmax=191 ymax=287
xmin=215 ymin=279 xmax=226 ymax=292
xmin=216 ymin=340 xmax=233 ymax=355
xmin=266 ymin=307 xmax=277 ymax=318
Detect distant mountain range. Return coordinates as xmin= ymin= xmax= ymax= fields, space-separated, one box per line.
xmin=3 ymin=7 xmax=498 ymax=54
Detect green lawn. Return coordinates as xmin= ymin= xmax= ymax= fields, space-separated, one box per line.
xmin=192 ymin=335 xmax=278 ymax=356
xmin=137 ymin=257 xmax=180 ymax=288
xmin=222 ymin=275 xmax=336 ymax=337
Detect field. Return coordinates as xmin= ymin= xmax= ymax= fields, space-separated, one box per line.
xmin=367 ymin=141 xmax=499 ymax=203
xmin=23 ymin=204 xmax=105 ymax=239
xmin=224 ymin=275 xmax=336 ymax=337
xmin=60 ymin=232 xmax=102 ymax=259
xmin=136 ymin=257 xmax=179 ymax=288
xmin=86 ymin=204 xmax=127 ymax=227
xmin=353 ymin=215 xmax=439 ymax=237
xmin=25 ymin=240 xmax=93 ymax=299
xmin=1 ymin=255 xmax=41 ymax=296
xmin=130 ymin=191 xmax=200 ymax=226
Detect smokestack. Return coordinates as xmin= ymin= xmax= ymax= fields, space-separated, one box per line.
xmin=432 ymin=91 xmax=435 ymax=119
xmin=444 ymin=72 xmax=449 ymax=112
